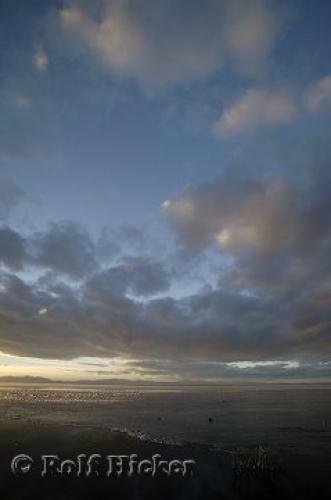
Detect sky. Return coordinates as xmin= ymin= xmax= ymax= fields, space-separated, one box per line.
xmin=0 ymin=0 xmax=331 ymax=382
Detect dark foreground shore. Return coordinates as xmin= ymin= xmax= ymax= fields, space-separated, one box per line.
xmin=0 ymin=417 xmax=330 ymax=500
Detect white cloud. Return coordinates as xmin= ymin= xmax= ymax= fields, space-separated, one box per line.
xmin=228 ymin=360 xmax=299 ymax=369
xmin=224 ymin=0 xmax=282 ymax=74
xmin=305 ymin=75 xmax=331 ymax=111
xmin=34 ymin=45 xmax=49 ymax=72
xmin=59 ymin=0 xmax=284 ymax=89
xmin=60 ymin=3 xmax=222 ymax=88
xmin=12 ymin=93 xmax=32 ymax=109
xmin=213 ymin=89 xmax=297 ymax=137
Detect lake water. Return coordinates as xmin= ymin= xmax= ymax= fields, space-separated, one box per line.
xmin=0 ymin=384 xmax=330 ymax=457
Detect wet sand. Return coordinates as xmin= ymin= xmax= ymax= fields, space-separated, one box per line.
xmin=0 ymin=416 xmax=330 ymax=500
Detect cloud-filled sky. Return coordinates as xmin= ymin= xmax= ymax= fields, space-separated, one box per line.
xmin=0 ymin=0 xmax=331 ymax=382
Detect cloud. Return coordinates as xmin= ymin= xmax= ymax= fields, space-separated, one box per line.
xmin=213 ymin=89 xmax=297 ymax=137
xmin=305 ymin=75 xmax=331 ymax=111
xmin=12 ymin=93 xmax=32 ymax=109
xmin=60 ymin=0 xmax=284 ymax=89
xmin=224 ymin=0 xmax=283 ymax=74
xmin=0 ymin=227 xmax=27 ymax=271
xmin=0 ymin=221 xmax=171 ymax=292
xmin=120 ymin=256 xmax=171 ymax=296
xmin=0 ymin=222 xmax=97 ymax=279
xmin=59 ymin=1 xmax=223 ymax=88
xmin=97 ymin=224 xmax=152 ymax=262
xmin=0 ymin=160 xmax=329 ymax=373
xmin=0 ymin=179 xmax=25 ymax=221
xmin=163 ymin=173 xmax=331 ymax=256
xmin=0 ymin=272 xmax=86 ymax=359
xmin=31 ymin=222 xmax=98 ymax=279
xmin=0 ymin=206 xmax=330 ymax=367
xmin=162 ymin=163 xmax=331 ymax=316
xmin=124 ymin=358 xmax=331 ymax=381
xmin=0 ymin=265 xmax=329 ymax=363
xmin=84 ymin=258 xmax=170 ymax=299
xmin=211 ymin=75 xmax=331 ymax=140
xmin=161 ymin=155 xmax=331 ymax=366
xmin=34 ymin=45 xmax=49 ymax=72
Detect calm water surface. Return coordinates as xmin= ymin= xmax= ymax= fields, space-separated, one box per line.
xmin=0 ymin=384 xmax=330 ymax=456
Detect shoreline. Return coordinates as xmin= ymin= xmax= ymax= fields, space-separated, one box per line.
xmin=0 ymin=416 xmax=330 ymax=499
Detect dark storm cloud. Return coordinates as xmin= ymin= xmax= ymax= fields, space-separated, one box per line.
xmin=138 ymin=288 xmax=310 ymax=362
xmin=0 ymin=272 xmax=90 ymax=359
xmin=83 ymin=257 xmax=170 ymax=299
xmin=0 ymin=262 xmax=329 ymax=362
xmin=0 ymin=221 xmax=169 ymax=294
xmin=0 ymin=222 xmax=98 ymax=279
xmin=121 ymin=256 xmax=171 ymax=296
xmin=0 ymin=227 xmax=27 ymax=271
xmin=0 ymin=274 xmax=262 ymax=359
xmin=32 ymin=222 xmax=98 ymax=279
xmin=0 ymin=165 xmax=330 ymax=370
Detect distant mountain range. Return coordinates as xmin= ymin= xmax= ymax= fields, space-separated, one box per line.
xmin=0 ymin=375 xmax=208 ymax=386
xmin=0 ymin=375 xmax=325 ymax=386
xmin=0 ymin=376 xmax=53 ymax=383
